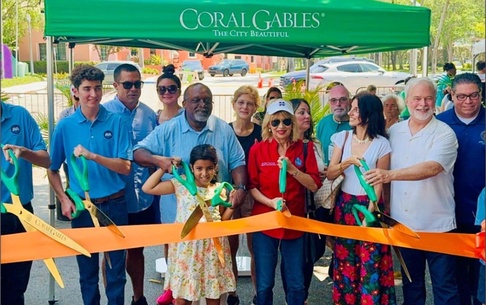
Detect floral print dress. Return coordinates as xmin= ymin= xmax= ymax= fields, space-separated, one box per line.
xmin=164 ymin=179 xmax=236 ymax=301
xmin=332 ymin=192 xmax=396 ymax=305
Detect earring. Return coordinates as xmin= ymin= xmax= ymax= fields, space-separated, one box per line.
xmin=268 ymin=128 xmax=271 ymax=132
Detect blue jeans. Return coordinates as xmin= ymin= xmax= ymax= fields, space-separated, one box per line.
xmin=400 ymin=247 xmax=459 ymax=305
xmin=71 ymin=196 xmax=128 ymax=305
xmin=253 ymin=232 xmax=305 ymax=305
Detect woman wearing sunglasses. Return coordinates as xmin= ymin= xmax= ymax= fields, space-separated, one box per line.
xmin=247 ymin=99 xmax=321 ymax=305
xmin=156 ymin=64 xmax=183 ymax=125
xmin=252 ymin=86 xmax=282 ymax=125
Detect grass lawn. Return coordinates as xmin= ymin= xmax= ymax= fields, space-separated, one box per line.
xmin=1 ymin=75 xmax=45 ymax=88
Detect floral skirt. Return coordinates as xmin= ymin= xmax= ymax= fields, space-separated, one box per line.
xmin=332 ymin=191 xmax=396 ymax=305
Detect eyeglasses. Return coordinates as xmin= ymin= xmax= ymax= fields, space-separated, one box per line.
xmin=270 ymin=118 xmax=292 ymax=127
xmin=188 ymin=98 xmax=213 ymax=106
xmin=329 ymin=97 xmax=349 ymax=105
xmin=157 ymin=85 xmax=179 ymax=95
xmin=454 ymin=91 xmax=481 ymax=102
xmin=119 ymin=81 xmax=144 ymax=89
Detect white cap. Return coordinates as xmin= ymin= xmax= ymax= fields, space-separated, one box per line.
xmin=266 ymin=99 xmax=294 ymax=115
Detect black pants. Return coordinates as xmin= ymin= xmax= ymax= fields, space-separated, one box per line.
xmin=1 ymin=202 xmax=34 ymax=305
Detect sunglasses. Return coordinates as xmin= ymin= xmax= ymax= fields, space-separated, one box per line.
xmin=157 ymin=85 xmax=179 ymax=95
xmin=119 ymin=81 xmax=144 ymax=89
xmin=270 ymin=118 xmax=292 ymax=127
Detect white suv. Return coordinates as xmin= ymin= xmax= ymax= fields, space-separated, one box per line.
xmin=308 ymin=61 xmax=412 ymax=95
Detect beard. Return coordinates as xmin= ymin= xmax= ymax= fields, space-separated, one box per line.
xmin=194 ymin=111 xmax=210 ymax=122
xmin=411 ymin=108 xmax=434 ymax=121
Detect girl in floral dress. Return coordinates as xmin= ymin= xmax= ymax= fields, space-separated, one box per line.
xmin=326 ymin=93 xmax=396 ymax=305
xmin=143 ymin=144 xmax=236 ymax=305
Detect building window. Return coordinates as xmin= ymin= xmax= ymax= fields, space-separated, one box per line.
xmin=189 ymin=52 xmax=196 ymax=58
xmin=131 ymin=48 xmax=138 ymax=56
xmin=251 ymin=56 xmax=254 ymax=62
xmin=150 ymin=49 xmax=157 ymax=55
xmin=55 ymin=42 xmax=67 ymax=60
xmin=235 ymin=55 xmax=241 ymax=59
xmin=39 ymin=43 xmax=46 ymax=61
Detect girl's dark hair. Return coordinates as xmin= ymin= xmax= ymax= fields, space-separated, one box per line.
xmin=443 ymin=62 xmax=456 ymax=71
xmin=352 ymin=92 xmax=387 ymax=139
xmin=289 ymin=98 xmax=314 ymax=140
xmin=156 ymin=64 xmax=182 ymax=89
xmin=190 ymin=144 xmax=219 ymax=183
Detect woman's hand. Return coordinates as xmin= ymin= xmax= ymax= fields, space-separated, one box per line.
xmin=343 ymin=155 xmax=362 ymax=167
xmin=269 ymin=197 xmax=287 ymax=211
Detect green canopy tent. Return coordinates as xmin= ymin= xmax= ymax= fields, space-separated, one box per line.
xmin=45 ymin=0 xmax=430 ymax=58
xmin=42 ymin=1 xmax=430 ymax=301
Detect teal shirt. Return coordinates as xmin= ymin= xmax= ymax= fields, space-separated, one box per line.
xmin=436 ymin=74 xmax=453 ymax=107
xmin=315 ymin=114 xmax=351 ymax=165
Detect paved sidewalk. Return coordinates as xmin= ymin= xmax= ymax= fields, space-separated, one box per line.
xmin=22 ymin=168 xmax=433 ymax=305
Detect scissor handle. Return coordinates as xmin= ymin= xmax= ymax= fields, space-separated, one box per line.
xmin=1 ymin=148 xmax=20 ymax=195
xmin=211 ymin=182 xmax=233 ymax=208
xmin=352 ymin=204 xmax=377 ymax=227
xmin=171 ymin=162 xmax=197 ymax=196
xmin=279 ymin=159 xmax=287 ymax=194
xmin=65 ymin=188 xmax=86 ymax=218
xmin=353 ymin=159 xmax=378 ymax=202
xmin=69 ymin=154 xmax=89 ymax=192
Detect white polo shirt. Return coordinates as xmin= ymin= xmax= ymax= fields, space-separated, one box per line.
xmin=389 ymin=117 xmax=458 ymax=232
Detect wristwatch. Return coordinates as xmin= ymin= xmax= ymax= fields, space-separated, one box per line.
xmin=235 ymin=184 xmax=247 ymax=193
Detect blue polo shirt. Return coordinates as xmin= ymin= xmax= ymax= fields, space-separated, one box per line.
xmin=49 ymin=105 xmax=132 ymax=199
xmin=315 ymin=114 xmax=351 ymax=165
xmin=134 ymin=110 xmax=246 ymax=218
xmin=437 ymin=107 xmax=486 ymax=226
xmin=103 ymin=97 xmax=157 ymax=213
xmin=1 ymin=103 xmax=47 ymax=204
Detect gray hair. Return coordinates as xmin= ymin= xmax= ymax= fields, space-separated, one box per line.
xmin=382 ymin=93 xmax=405 ymax=113
xmin=404 ymin=77 xmax=437 ymax=98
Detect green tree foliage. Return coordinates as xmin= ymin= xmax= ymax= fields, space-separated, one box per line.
xmin=1 ymin=0 xmax=44 ymax=48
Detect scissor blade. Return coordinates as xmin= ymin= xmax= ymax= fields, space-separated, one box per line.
xmin=5 ymin=197 xmax=91 ymax=257
xmin=392 ymin=245 xmax=412 ymax=283
xmin=374 ymin=212 xmax=420 ymax=239
xmin=88 ymin=203 xmax=125 ymax=238
xmin=181 ymin=206 xmax=203 ymax=238
xmin=43 ymin=258 xmax=65 ymax=288
xmin=19 ymin=219 xmax=65 ymax=288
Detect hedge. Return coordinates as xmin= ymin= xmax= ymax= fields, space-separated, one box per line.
xmin=33 ymin=61 xmax=97 ymax=74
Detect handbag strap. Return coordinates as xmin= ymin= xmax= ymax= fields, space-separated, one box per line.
xmin=341 ymin=131 xmax=350 ymax=162
xmin=303 ymin=140 xmax=316 ymax=215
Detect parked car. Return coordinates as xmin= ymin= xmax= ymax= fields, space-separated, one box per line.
xmin=279 ymin=57 xmax=374 ymax=88
xmin=95 ymin=61 xmax=142 ymax=84
xmin=180 ymin=60 xmax=205 ymax=80
xmin=208 ymin=59 xmax=249 ymax=77
xmin=308 ymin=60 xmax=412 ymax=94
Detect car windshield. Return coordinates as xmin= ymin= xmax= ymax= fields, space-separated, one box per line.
xmin=310 ymin=65 xmax=329 ymax=73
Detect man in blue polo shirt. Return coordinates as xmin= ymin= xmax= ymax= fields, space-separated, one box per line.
xmin=47 ymin=64 xmax=132 ymax=305
xmin=103 ymin=63 xmax=157 ymax=305
xmin=437 ymin=73 xmax=485 ymax=305
xmin=133 ymin=82 xmax=248 ymax=305
xmin=1 ymin=102 xmax=51 ymax=305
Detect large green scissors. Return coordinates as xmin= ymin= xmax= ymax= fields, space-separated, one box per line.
xmin=173 ymin=162 xmax=232 ymax=266
xmin=352 ymin=158 xmax=418 ymax=282
xmin=277 ymin=159 xmax=291 ymax=217
xmin=1 ymin=148 xmax=91 ymax=288
xmin=66 ymin=154 xmax=125 ymax=238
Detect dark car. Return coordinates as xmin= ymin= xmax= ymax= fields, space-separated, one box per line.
xmin=279 ymin=57 xmax=374 ymax=88
xmin=208 ymin=59 xmax=249 ymax=77
xmin=181 ymin=60 xmax=205 ymax=80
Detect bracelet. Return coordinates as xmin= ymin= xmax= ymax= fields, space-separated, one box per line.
xmin=292 ymin=170 xmax=299 ymax=177
xmin=339 ymin=163 xmax=344 ymax=172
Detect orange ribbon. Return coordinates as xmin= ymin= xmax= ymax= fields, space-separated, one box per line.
xmin=1 ymin=212 xmax=479 ymax=264
xmin=476 ymin=231 xmax=485 ymax=261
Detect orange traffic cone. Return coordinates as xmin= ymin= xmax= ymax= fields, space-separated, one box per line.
xmin=257 ymin=73 xmax=263 ymax=89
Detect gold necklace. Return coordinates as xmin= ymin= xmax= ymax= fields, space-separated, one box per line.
xmin=353 ymin=134 xmax=370 ymax=144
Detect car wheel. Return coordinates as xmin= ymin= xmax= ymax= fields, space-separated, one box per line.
xmin=198 ymin=72 xmax=204 ymax=80
xmin=229 ymin=74 xmax=234 ymax=77
xmin=241 ymin=69 xmax=248 ymax=76
xmin=210 ymin=74 xmax=215 ymax=77
xmin=223 ymin=69 xmax=229 ymax=77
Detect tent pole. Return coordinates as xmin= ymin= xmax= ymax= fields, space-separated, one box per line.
xmin=305 ymin=58 xmax=310 ymax=91
xmin=46 ymin=36 xmax=59 ymax=305
xmin=421 ymin=46 xmax=428 ymax=77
